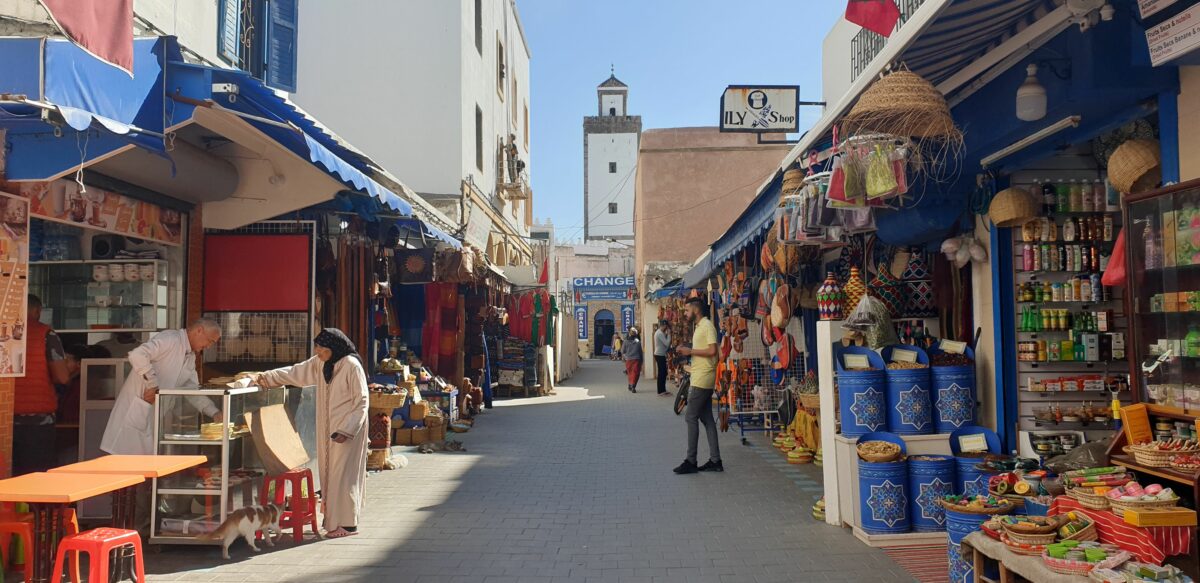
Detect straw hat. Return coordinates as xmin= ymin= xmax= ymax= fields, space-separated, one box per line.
xmin=843 ymin=69 xmax=960 ymax=140
xmin=989 ymin=187 xmax=1040 ymax=228
xmin=1108 ymin=139 xmax=1161 ymax=195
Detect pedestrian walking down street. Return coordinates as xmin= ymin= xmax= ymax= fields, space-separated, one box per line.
xmin=653 ymin=320 xmax=672 ymax=397
xmin=611 ymin=334 xmax=623 ymax=361
xmin=674 ymin=298 xmax=722 ymax=474
xmin=254 ymin=328 xmax=369 ymax=539
xmin=623 ymin=327 xmax=643 ymax=392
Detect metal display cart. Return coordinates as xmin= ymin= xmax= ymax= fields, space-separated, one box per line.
xmin=149 ymin=385 xmax=318 ymax=545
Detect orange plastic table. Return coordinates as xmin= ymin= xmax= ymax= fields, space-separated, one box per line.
xmin=0 ymin=472 xmax=144 ymax=583
xmin=49 ymin=454 xmax=207 ymax=479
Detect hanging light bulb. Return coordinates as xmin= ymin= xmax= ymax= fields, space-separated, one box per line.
xmin=1016 ymin=64 xmax=1047 ymax=122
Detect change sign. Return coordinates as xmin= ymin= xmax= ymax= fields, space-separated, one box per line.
xmin=720 ymin=86 xmax=799 ymax=133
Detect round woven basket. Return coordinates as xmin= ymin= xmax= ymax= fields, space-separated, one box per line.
xmin=1065 ymin=487 xmax=1111 ymax=510
xmin=1109 ymin=496 xmax=1179 ymax=518
xmin=1108 ymin=139 xmax=1161 ymax=195
xmin=1002 ymin=527 xmax=1056 ymax=546
xmin=1124 ymin=445 xmax=1200 ymax=468
xmin=989 ymin=187 xmax=1040 ymax=228
xmin=843 ymin=69 xmax=960 ymax=140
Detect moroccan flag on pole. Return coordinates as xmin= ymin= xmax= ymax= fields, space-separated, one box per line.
xmin=845 ymin=0 xmax=901 ymax=38
xmin=39 ymin=0 xmax=135 ymax=74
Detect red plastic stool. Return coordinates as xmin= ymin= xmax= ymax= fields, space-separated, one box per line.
xmin=51 ymin=527 xmax=144 ymax=583
xmin=259 ymin=468 xmax=319 ymax=542
xmin=0 ymin=508 xmax=80 ymax=582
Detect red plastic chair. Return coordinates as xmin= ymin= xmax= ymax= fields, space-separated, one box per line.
xmin=259 ymin=468 xmax=320 ymax=542
xmin=0 ymin=506 xmax=80 ymax=582
xmin=51 ymin=527 xmax=145 ymax=583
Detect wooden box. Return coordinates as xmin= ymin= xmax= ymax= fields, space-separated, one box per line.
xmin=1123 ymin=508 xmax=1198 ymax=527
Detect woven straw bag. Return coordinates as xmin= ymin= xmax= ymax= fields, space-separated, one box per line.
xmin=1108 ymin=139 xmax=1161 ymax=195
xmin=989 ymin=187 xmax=1040 ymax=228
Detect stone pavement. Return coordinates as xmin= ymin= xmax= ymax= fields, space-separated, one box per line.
xmin=145 ymin=359 xmax=916 ymax=582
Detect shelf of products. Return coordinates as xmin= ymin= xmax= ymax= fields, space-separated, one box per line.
xmin=1126 ymin=182 xmax=1200 ymax=415
xmin=1009 ymin=176 xmax=1132 ymax=439
xmin=28 ymin=259 xmax=173 ymax=333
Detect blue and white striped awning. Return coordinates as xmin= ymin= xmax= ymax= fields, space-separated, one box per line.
xmin=901 ymin=0 xmax=1057 ymax=85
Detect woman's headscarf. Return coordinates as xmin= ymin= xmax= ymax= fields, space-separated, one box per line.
xmin=314 ymin=328 xmax=361 ymax=383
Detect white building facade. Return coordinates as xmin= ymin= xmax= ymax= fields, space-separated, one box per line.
xmin=583 ymin=76 xmax=641 ymax=243
xmin=293 ymin=0 xmax=534 ymax=266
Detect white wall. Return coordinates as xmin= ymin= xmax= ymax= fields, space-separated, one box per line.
xmin=586 ymin=132 xmax=638 ymax=240
xmin=293 ymin=0 xmax=461 ymax=198
xmin=601 ymin=93 xmax=624 ymax=116
xmin=821 ymin=19 xmax=857 ymax=107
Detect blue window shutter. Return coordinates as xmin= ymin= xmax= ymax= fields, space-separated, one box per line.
xmin=218 ymin=0 xmax=242 ymax=64
xmin=266 ymin=0 xmax=299 ymax=92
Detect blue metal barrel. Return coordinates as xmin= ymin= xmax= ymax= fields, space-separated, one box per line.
xmin=930 ymin=346 xmax=977 ymax=432
xmin=856 ymin=432 xmax=909 ymax=535
xmin=949 ymin=426 xmax=1002 ymax=497
xmin=836 ymin=346 xmax=887 ymax=437
xmin=907 ymin=455 xmax=955 ymax=532
xmin=946 ymin=506 xmax=999 ymax=583
xmin=881 ymin=345 xmax=932 ymax=435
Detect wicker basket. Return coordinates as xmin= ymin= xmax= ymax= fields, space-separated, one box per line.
xmin=1109 ymin=496 xmax=1180 ymax=518
xmin=1169 ymin=459 xmax=1200 ymax=472
xmin=1002 ymin=527 xmax=1057 ymax=546
xmin=1000 ymin=534 xmax=1046 ymax=556
xmin=799 ymin=393 xmax=821 ymax=410
xmin=1063 ymin=520 xmax=1098 ymax=542
xmin=1041 ymin=553 xmax=1096 ymax=577
xmin=369 ymin=391 xmax=407 ymax=410
xmin=857 ymin=441 xmax=901 ymax=463
xmin=367 ymin=449 xmax=390 ymax=470
xmin=842 ymin=69 xmax=960 ymax=140
xmin=939 ymin=499 xmax=1015 ymax=515
xmin=1124 ymin=445 xmax=1200 ymax=468
xmin=989 ymin=187 xmax=1039 ymax=228
xmin=1066 ymin=487 xmax=1112 ymax=510
xmin=1108 ymin=139 xmax=1161 ymax=195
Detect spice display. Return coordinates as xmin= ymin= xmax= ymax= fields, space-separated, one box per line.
xmin=930 ymin=352 xmax=973 ymax=366
xmin=886 ymin=361 xmax=928 ymax=369
xmin=856 ymin=440 xmax=900 ymax=462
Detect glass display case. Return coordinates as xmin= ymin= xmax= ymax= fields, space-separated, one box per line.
xmin=1125 ymin=181 xmax=1200 ymax=416
xmin=150 ymin=386 xmax=284 ymax=545
xmin=29 ymin=259 xmax=173 ymax=333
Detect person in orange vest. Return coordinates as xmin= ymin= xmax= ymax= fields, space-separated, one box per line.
xmin=13 ymin=295 xmax=71 ymax=475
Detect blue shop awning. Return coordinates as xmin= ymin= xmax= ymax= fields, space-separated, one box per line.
xmin=0 ymin=37 xmax=173 ymax=179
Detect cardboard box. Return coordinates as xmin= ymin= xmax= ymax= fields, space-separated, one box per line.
xmin=1123 ymin=508 xmax=1198 ymax=527
xmin=411 ymin=427 xmax=430 ymax=444
xmin=245 ymin=404 xmax=310 ymax=475
xmin=392 ymin=428 xmax=412 ymax=446
xmin=1164 ymin=292 xmax=1180 ymax=312
xmin=1111 ymin=333 xmax=1125 ymax=360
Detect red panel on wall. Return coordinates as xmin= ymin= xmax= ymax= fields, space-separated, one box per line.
xmin=203 ymin=234 xmax=311 ymax=311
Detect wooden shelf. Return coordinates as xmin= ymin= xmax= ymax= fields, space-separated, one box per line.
xmin=1111 ymin=454 xmax=1198 ymax=487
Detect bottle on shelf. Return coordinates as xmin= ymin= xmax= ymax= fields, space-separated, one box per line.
xmin=1042 ymin=180 xmax=1056 ymax=216
xmin=1103 ymin=215 xmax=1113 ymax=242
xmin=1082 ymin=182 xmax=1095 ymax=212
xmin=1063 ymin=218 xmax=1076 ymax=242
xmin=1070 ymin=180 xmax=1083 ymax=212
xmin=1093 ymin=179 xmax=1106 ymax=212
xmin=1023 ymin=244 xmax=1034 ymax=271
xmin=1188 ymin=325 xmax=1200 ymax=358
xmin=1056 ymin=180 xmax=1069 ymax=213
xmin=1090 ymin=274 xmax=1101 ymax=302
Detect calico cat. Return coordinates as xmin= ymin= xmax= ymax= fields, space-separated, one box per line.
xmin=197 ymin=504 xmax=283 ymax=559
xmin=417 ymin=440 xmax=466 ymax=454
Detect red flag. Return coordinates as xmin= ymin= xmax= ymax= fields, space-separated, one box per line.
xmin=39 ymin=0 xmax=134 ymax=74
xmin=845 ymin=0 xmax=901 ymax=38
xmin=538 ymin=259 xmax=549 ymax=284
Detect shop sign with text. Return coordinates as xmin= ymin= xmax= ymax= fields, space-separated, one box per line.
xmin=17 ymin=179 xmax=183 ymax=245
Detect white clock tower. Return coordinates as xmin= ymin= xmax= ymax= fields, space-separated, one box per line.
xmin=583 ymin=73 xmax=641 ymax=242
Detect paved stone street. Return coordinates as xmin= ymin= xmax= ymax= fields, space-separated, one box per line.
xmin=145 ymin=360 xmax=915 ymax=582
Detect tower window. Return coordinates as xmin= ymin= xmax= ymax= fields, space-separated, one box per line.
xmin=608 ymin=203 xmax=618 ymax=214
xmin=475 ymin=105 xmax=483 ymax=172
xmin=609 ymin=162 xmax=617 ymax=173
xmin=609 ymin=107 xmax=616 ymax=116
xmin=474 ymin=0 xmax=482 ymax=55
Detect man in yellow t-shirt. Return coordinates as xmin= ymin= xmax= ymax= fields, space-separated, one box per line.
xmin=674 ymin=297 xmax=722 ymax=474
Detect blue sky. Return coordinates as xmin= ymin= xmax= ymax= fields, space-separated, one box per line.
xmin=520 ymin=0 xmax=845 ymax=243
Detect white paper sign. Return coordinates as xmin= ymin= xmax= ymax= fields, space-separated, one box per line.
xmin=1146 ymin=4 xmax=1200 ymax=67
xmin=843 ymin=354 xmax=871 ymax=369
xmin=958 ymin=434 xmax=988 ymax=453
xmin=941 ymin=340 xmax=968 ymax=355
xmin=1140 ymin=0 xmax=1180 ymax=19
xmin=891 ymin=349 xmax=919 ymax=363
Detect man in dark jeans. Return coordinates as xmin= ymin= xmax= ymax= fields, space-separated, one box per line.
xmin=674 ymin=298 xmax=722 ymax=474
xmin=653 ymin=320 xmax=672 ymax=397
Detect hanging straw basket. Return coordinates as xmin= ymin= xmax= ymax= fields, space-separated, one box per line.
xmin=843 ymin=69 xmax=961 ymax=141
xmin=1108 ymin=139 xmax=1161 ymax=195
xmin=799 ymin=393 xmax=821 ymax=410
xmin=989 ymin=187 xmax=1040 ymax=228
xmin=782 ymin=168 xmax=806 ymax=193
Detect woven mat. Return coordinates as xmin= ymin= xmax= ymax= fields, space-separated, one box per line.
xmin=882 ymin=543 xmax=950 ymax=583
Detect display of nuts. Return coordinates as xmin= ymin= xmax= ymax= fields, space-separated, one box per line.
xmin=931 ymin=353 xmax=974 ymax=366
xmin=887 ymin=361 xmax=928 ymax=369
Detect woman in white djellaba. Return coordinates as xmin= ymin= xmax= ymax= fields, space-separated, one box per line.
xmin=253 ymin=328 xmax=368 ymax=538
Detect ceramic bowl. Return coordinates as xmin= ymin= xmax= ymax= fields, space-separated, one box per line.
xmin=108 ymin=265 xmax=125 ymax=282
xmin=96 ymin=296 xmax=112 ymax=308
xmin=92 ymin=265 xmax=109 ymax=282
xmin=124 ymin=264 xmax=140 ymax=282
xmin=139 ymin=264 xmax=156 ymax=281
